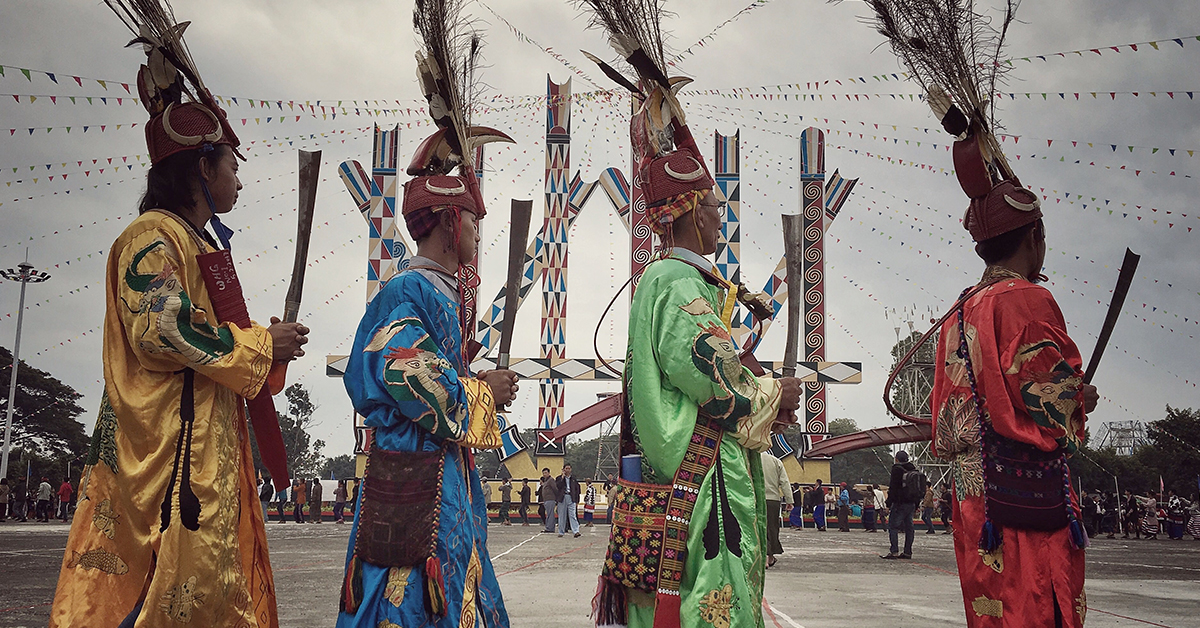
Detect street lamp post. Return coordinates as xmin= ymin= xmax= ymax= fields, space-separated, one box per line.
xmin=1 ymin=257 xmax=51 ymax=479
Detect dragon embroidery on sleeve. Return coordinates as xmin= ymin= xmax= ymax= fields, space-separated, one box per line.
xmin=366 ymin=318 xmax=464 ymax=441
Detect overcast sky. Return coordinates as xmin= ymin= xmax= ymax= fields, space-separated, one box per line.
xmin=1 ymin=0 xmax=1197 ymax=461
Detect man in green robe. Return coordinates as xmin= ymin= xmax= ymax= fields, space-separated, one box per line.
xmin=604 ymin=138 xmax=804 ymax=628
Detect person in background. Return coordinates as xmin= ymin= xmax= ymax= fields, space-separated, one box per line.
xmin=37 ymin=477 xmax=52 ymax=522
xmin=1079 ymin=490 xmax=1098 ymax=538
xmin=837 ymin=482 xmax=851 ymax=532
xmin=555 ymin=463 xmax=581 ymax=537
xmin=1139 ymin=492 xmax=1160 ymax=539
xmin=259 ymin=473 xmax=273 ymax=521
xmin=310 ymin=476 xmax=323 ymax=524
xmin=605 ymin=478 xmax=619 ymax=527
xmin=922 ymin=484 xmax=937 ymax=535
xmin=0 ymin=477 xmax=8 ymax=521
xmin=882 ymin=451 xmax=918 ymax=559
xmin=1092 ymin=491 xmax=1107 ymax=538
xmin=1186 ymin=494 xmax=1200 ymax=540
xmin=825 ymin=487 xmax=838 ymax=531
xmin=333 ymin=479 xmax=348 ymax=524
xmin=1166 ymin=490 xmax=1187 ymax=540
xmin=583 ymin=479 xmax=596 ymax=527
xmin=499 ymin=477 xmax=513 ymax=526
xmin=1122 ymin=489 xmax=1140 ymax=539
xmin=861 ymin=483 xmax=877 ymax=533
xmin=292 ymin=477 xmax=307 ymax=524
xmin=810 ymin=479 xmax=827 ymax=531
xmin=10 ymin=478 xmax=26 ymax=522
xmin=482 ymin=476 xmax=493 ymax=526
xmin=788 ymin=484 xmax=805 ymax=529
xmin=874 ymin=484 xmax=889 ymax=529
xmin=538 ymin=468 xmax=559 ymax=533
xmin=938 ymin=484 xmax=954 ymax=534
xmin=519 ymin=478 xmax=532 ymax=526
xmin=275 ymin=484 xmax=289 ymax=524
xmin=1099 ymin=491 xmax=1116 ymax=539
xmin=761 ymin=451 xmax=792 ymax=566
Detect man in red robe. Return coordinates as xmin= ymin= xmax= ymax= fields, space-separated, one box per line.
xmin=930 ymin=179 xmax=1099 ymax=627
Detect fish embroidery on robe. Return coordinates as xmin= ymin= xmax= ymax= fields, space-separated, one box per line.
xmin=67 ymin=548 xmax=129 ymax=575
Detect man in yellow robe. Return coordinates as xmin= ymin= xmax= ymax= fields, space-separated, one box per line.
xmin=49 ymin=6 xmax=308 ymax=626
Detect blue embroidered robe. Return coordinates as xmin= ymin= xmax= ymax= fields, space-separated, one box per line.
xmin=337 ymin=263 xmax=508 ymax=628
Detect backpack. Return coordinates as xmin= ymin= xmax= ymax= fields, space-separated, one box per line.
xmin=259 ymin=482 xmax=274 ymax=501
xmin=901 ymin=468 xmax=928 ymax=504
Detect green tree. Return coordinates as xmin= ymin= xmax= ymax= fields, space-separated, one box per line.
xmin=563 ymin=433 xmax=618 ymax=481
xmin=279 ymin=383 xmax=325 ymax=479
xmin=0 ymin=346 xmax=88 ymax=482
xmin=1067 ymin=407 xmax=1199 ymax=498
xmin=1146 ymin=406 xmax=1200 ymax=496
xmin=321 ymin=454 xmax=357 ymax=480
xmin=828 ymin=418 xmax=893 ymax=485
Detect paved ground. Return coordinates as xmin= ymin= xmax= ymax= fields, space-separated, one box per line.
xmin=2 ymin=519 xmax=1198 ymax=627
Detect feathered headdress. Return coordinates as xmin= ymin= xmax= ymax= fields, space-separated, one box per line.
xmin=862 ymin=0 xmax=1041 ymax=241
xmin=404 ymin=0 xmax=513 ymax=228
xmin=104 ymin=0 xmax=242 ymax=164
xmin=576 ymin=0 xmax=714 ymax=228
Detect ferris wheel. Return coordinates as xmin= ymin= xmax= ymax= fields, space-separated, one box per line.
xmin=888 ymin=320 xmax=950 ymax=492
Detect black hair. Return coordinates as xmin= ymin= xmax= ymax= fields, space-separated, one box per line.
xmin=138 ymin=144 xmax=231 ymax=215
xmin=975 ymin=219 xmax=1041 ymax=264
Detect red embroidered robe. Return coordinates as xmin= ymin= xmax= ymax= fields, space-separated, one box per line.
xmin=931 ymin=275 xmax=1088 ymax=627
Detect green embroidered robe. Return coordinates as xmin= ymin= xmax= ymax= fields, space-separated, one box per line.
xmin=624 ymin=251 xmax=783 ymax=628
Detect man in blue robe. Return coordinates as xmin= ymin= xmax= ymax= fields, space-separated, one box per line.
xmin=336 ymin=145 xmax=519 ymax=626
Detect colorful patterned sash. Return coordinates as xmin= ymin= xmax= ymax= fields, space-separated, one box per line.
xmin=598 ymin=419 xmax=722 ymax=627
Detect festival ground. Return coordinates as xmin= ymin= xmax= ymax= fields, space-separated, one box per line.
xmin=2 ymin=521 xmax=1197 ymax=627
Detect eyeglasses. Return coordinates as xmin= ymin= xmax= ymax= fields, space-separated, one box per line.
xmin=699 ymin=199 xmax=728 ymax=213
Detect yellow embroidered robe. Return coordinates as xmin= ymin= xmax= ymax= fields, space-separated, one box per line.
xmin=50 ymin=210 xmax=278 ymax=628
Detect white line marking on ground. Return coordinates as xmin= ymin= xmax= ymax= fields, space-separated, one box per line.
xmin=491 ymin=532 xmax=540 ymax=560
xmin=0 ymin=547 xmax=66 ymax=556
xmin=767 ymin=603 xmax=806 ymax=628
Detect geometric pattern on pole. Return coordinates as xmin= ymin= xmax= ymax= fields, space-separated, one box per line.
xmin=540 ymin=76 xmax=572 ymax=430
xmin=335 ymin=124 xmax=409 ymax=455
xmin=799 ymin=127 xmax=829 ymax=454
xmin=714 ymin=131 xmax=742 ymax=334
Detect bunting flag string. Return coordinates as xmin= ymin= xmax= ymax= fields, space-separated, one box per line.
xmin=3 ymin=148 xmax=361 ymax=276
xmin=690 ymin=106 xmax=1193 ymax=181
xmin=2 ymin=127 xmax=373 ymax=188
xmin=668 ymin=0 xmax=778 ymax=65
xmin=835 ymin=198 xmax=1200 ymax=343
xmin=845 ymin=192 xmax=1198 ymax=336
xmin=856 ymin=184 xmax=1200 ymax=278
xmin=668 ymin=34 xmax=1199 ymax=94
xmin=472 ymin=0 xmax=603 ymax=90
xmin=760 ymin=201 xmax=1198 ymax=389
xmin=725 ymin=137 xmax=1198 ymax=338
xmin=679 ymin=87 xmax=1196 ymax=102
xmin=6 ymin=32 xmax=1193 ymax=115
xmin=4 ymin=169 xmax=363 ymax=313
xmin=689 ymin=101 xmax=1198 ymax=162
xmin=3 ymin=106 xmax=438 ymax=139
xmin=2 ymin=128 xmax=370 ymax=208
